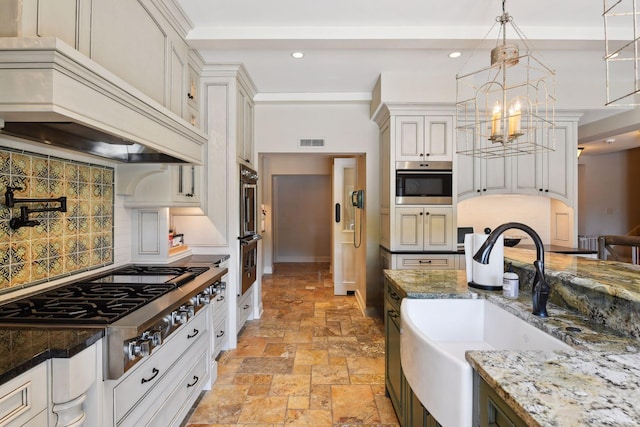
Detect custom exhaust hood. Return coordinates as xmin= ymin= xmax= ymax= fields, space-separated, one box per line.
xmin=0 ymin=37 xmax=207 ymax=164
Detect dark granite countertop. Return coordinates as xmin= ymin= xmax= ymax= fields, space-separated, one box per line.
xmin=0 ymin=327 xmax=104 ymax=384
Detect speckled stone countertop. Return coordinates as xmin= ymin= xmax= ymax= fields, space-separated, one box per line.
xmin=0 ymin=327 xmax=104 ymax=384
xmin=384 ymin=248 xmax=640 ymax=426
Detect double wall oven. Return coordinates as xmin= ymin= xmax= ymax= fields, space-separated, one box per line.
xmin=239 ymin=164 xmax=261 ymax=296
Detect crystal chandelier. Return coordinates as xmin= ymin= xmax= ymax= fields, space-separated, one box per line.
xmin=456 ymin=0 xmax=556 ymax=158
xmin=603 ymin=0 xmax=640 ymax=106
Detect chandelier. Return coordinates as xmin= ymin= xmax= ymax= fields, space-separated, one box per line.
xmin=456 ymin=0 xmax=556 ymax=158
xmin=603 ymin=0 xmax=640 ymax=106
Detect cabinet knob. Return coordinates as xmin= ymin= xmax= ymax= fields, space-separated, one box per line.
xmin=545 ymin=189 xmax=549 ymax=192
xmin=539 ymin=188 xmax=543 ymax=192
xmin=425 ymin=212 xmax=430 ymax=215
xmin=477 ymin=189 xmax=481 ymax=193
xmin=425 ymin=153 xmax=430 ymax=157
xmin=483 ymin=189 xmax=487 ymax=192
xmin=419 ymin=153 xmax=424 ymax=157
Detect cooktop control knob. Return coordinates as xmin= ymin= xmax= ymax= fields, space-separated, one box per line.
xmin=127 ymin=338 xmax=151 ymax=360
xmin=150 ymin=330 xmax=163 ymax=346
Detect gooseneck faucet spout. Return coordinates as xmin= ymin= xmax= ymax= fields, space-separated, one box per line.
xmin=472 ymin=222 xmax=550 ymax=317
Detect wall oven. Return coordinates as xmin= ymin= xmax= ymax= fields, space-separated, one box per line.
xmin=395 ymin=161 xmax=453 ymax=205
xmin=239 ymin=164 xmax=261 ymax=295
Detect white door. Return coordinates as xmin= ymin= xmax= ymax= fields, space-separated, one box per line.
xmin=333 ymin=158 xmax=357 ymax=295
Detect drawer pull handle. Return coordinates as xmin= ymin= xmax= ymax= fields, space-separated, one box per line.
xmin=388 ymin=310 xmax=399 ymax=319
xmin=141 ymin=367 xmax=159 ymax=384
xmin=389 ymin=291 xmax=401 ymax=301
xmin=217 ymin=295 xmax=225 ymax=302
xmin=187 ymin=375 xmax=199 ymax=388
xmin=244 ymin=304 xmax=250 ymax=310
xmin=216 ymin=330 xmax=225 ymax=338
xmin=418 ymin=260 xmax=432 ymax=264
xmin=187 ymin=329 xmax=199 ymax=339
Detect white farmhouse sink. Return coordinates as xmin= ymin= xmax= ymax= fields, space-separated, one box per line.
xmin=400 ymin=298 xmax=571 ymax=427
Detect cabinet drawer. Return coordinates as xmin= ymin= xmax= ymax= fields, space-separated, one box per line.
xmin=213 ymin=315 xmax=229 ymax=359
xmin=148 ymin=348 xmax=209 ymax=426
xmin=0 ymin=362 xmax=47 ymax=427
xmin=118 ymin=335 xmax=209 ymax=427
xmin=396 ymin=254 xmax=455 ymax=269
xmin=384 ymin=281 xmax=403 ymax=312
xmin=236 ymin=289 xmax=253 ymax=332
xmin=114 ymin=309 xmax=208 ymax=421
xmin=211 ymin=287 xmax=228 ymax=323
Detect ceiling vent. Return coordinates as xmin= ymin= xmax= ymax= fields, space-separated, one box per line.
xmin=299 ymin=138 xmax=325 ymax=148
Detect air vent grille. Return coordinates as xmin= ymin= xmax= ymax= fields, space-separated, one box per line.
xmin=299 ymin=138 xmax=325 ymax=148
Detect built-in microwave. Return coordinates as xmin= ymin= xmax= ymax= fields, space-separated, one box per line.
xmin=395 ymin=161 xmax=453 ymax=205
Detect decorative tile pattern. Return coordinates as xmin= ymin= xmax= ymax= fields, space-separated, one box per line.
xmin=0 ymin=147 xmax=114 ymax=291
xmin=186 ymin=263 xmax=399 ymax=426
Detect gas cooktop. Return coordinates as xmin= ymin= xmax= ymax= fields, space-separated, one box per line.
xmin=0 ymin=265 xmax=210 ymax=325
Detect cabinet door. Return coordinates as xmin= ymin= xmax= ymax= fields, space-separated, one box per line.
xmin=393 ymin=207 xmax=424 ymax=251
xmin=423 ymin=207 xmax=453 ymax=250
xmin=543 ymin=122 xmax=574 ymax=203
xmin=237 ymin=88 xmax=254 ymax=165
xmin=385 ymin=297 xmax=404 ymax=426
xmin=457 ymin=153 xmax=479 ymax=199
xmin=481 ymin=156 xmax=510 ymax=195
xmin=173 ymin=165 xmax=201 ymax=204
xmin=424 ymin=116 xmax=453 ymax=161
xmin=396 ymin=116 xmax=425 ymax=161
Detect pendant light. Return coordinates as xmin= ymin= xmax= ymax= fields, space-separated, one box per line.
xmin=456 ymin=0 xmax=556 ymax=158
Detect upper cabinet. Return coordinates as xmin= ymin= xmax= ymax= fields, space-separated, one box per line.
xmin=457 ymin=118 xmax=578 ymax=206
xmin=395 ymin=116 xmax=453 ymax=162
xmin=237 ymin=85 xmax=255 ymax=166
xmin=6 ymin=0 xmax=199 ymax=129
xmin=117 ymin=163 xmax=205 ymax=214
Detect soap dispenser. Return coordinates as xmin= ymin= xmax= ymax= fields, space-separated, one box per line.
xmin=503 ymin=263 xmax=519 ymax=299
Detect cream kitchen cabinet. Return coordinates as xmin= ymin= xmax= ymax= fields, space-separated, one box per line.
xmin=0 ymin=362 xmax=48 ymax=427
xmin=118 ymin=164 xmax=205 ymax=213
xmin=392 ymin=207 xmax=454 ymax=251
xmin=458 ymin=119 xmax=577 ymax=206
xmin=512 ymin=121 xmax=576 ymax=204
xmin=395 ymin=115 xmax=453 ymax=162
xmin=457 ymin=154 xmax=510 ymax=198
xmin=237 ymin=85 xmax=255 ymax=166
xmin=236 ymin=285 xmax=254 ymax=333
xmin=6 ymin=0 xmax=199 ymax=128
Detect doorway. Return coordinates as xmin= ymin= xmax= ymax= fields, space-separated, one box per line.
xmin=272 ymin=174 xmax=331 ymax=262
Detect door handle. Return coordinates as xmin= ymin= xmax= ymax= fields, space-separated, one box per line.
xmin=335 ymin=203 xmax=341 ymax=223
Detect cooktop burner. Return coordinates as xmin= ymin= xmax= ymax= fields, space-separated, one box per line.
xmin=0 ymin=264 xmax=211 ymax=325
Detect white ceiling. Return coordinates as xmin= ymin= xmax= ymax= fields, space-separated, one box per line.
xmin=175 ymin=0 xmax=640 ymax=155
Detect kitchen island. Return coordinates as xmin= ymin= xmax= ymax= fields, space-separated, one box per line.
xmin=384 ymin=247 xmax=640 ymax=426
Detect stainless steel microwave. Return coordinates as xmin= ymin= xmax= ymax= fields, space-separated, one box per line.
xmin=395 ymin=161 xmax=453 ymax=205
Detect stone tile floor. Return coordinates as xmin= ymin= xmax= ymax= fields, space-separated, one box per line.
xmin=185 ymin=262 xmax=399 ymax=426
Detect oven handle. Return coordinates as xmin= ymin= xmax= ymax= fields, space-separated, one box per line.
xmin=396 ymin=169 xmax=453 ymax=175
xmin=141 ymin=367 xmax=160 ymax=384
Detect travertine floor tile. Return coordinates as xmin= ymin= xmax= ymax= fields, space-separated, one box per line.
xmin=186 ymin=262 xmax=399 ymax=427
xmin=331 ymin=385 xmax=380 ymax=424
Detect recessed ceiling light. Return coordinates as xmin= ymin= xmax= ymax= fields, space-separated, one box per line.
xmin=291 ymin=52 xmax=304 ymax=59
xmin=449 ymin=51 xmax=462 ymax=58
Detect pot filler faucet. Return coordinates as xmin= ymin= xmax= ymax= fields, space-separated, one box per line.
xmin=473 ymin=222 xmax=549 ymax=318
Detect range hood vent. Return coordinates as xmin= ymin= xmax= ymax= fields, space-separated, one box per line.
xmin=0 ymin=38 xmax=207 ymax=164
xmin=1 ymin=122 xmax=187 ymax=163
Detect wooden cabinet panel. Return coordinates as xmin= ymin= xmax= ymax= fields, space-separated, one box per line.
xmin=393 ymin=207 xmax=453 ymax=251
xmin=91 ymin=0 xmax=167 ymax=106
xmin=395 ymin=116 xmax=453 ymax=162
